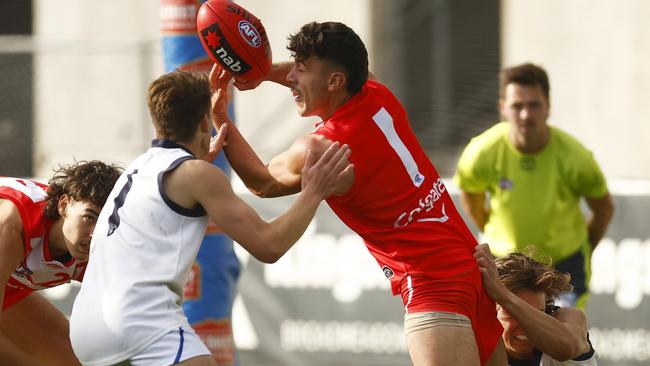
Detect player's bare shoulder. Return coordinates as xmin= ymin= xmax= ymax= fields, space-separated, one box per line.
xmin=162 ymin=158 xmax=231 ymax=209
xmin=553 ymin=306 xmax=588 ymax=327
xmin=0 ymin=198 xmax=26 ymax=275
xmin=286 ymin=134 xmax=336 ymax=171
xmin=303 ymin=134 xmax=354 ymax=195
xmin=0 ymin=198 xmax=23 ymax=229
xmin=305 ymin=133 xmax=334 ymax=154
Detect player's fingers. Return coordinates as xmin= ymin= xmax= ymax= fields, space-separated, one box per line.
xmin=303 ymin=149 xmax=316 ymax=170
xmin=209 ymin=63 xmax=220 ymax=88
xmin=476 ymin=256 xmax=490 ymax=267
xmin=211 ymin=64 xmax=229 ymax=91
xmin=220 ymin=69 xmax=233 ymax=84
xmin=473 ymin=250 xmax=485 ymax=259
xmin=331 ymin=147 xmax=352 ymax=173
xmin=337 ymin=164 xmax=355 ymax=180
xmin=214 ymin=123 xmax=228 ymax=147
xmin=314 ymin=141 xmax=340 ymax=167
xmin=233 ymin=77 xmax=247 ymax=88
xmin=327 ymin=142 xmax=348 ymax=168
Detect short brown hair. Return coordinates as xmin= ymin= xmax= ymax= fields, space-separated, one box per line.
xmin=146 ymin=71 xmax=210 ymax=142
xmin=44 ymin=160 xmax=122 ymax=219
xmin=499 ymin=63 xmax=550 ymax=100
xmin=496 ymin=252 xmax=572 ymax=307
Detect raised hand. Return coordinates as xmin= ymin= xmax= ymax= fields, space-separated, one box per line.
xmin=301 ymin=142 xmax=354 ymax=200
xmin=209 ymin=63 xmax=233 ymax=129
xmin=474 ymin=243 xmax=509 ymax=302
xmin=200 ymin=123 xmax=228 ymax=163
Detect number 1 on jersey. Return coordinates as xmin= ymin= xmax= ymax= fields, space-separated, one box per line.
xmin=372 ymin=107 xmax=424 ymax=187
xmin=107 ymin=169 xmax=138 ymax=236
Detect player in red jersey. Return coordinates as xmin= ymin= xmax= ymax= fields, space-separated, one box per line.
xmin=0 ymin=161 xmax=121 ymax=366
xmin=210 ymin=21 xmax=507 ymax=365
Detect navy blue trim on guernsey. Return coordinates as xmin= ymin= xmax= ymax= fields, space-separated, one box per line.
xmin=54 ymin=252 xmax=73 ymax=264
xmin=151 ymin=138 xmax=196 ymax=157
xmin=573 ymin=332 xmax=596 ymax=361
xmin=153 ymin=138 xmax=205 ymax=216
xmin=173 ymin=327 xmax=185 ymax=364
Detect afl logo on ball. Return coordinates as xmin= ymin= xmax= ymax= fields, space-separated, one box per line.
xmin=382 ymin=266 xmax=394 ymax=279
xmin=238 ymin=20 xmax=262 ymax=48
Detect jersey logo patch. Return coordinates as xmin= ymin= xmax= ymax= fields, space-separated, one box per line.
xmin=499 ymin=177 xmax=513 ymax=190
xmin=394 ymin=178 xmax=449 ymax=228
xmin=14 ymin=262 xmax=33 ymax=278
xmin=520 ymin=156 xmax=536 ymax=170
xmin=382 ymin=266 xmax=394 ymax=279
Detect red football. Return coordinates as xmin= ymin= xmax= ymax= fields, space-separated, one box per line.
xmin=196 ymin=0 xmax=272 ymax=80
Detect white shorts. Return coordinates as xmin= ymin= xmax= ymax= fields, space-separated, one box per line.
xmin=120 ymin=326 xmax=211 ymax=366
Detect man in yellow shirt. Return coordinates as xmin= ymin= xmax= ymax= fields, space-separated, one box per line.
xmin=454 ymin=63 xmax=614 ymax=308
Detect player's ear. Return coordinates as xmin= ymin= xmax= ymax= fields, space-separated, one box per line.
xmin=199 ymin=114 xmax=210 ymax=133
xmin=328 ymin=71 xmax=347 ymax=92
xmin=58 ymin=195 xmax=69 ymax=218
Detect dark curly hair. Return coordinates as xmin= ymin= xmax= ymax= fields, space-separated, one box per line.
xmin=495 ymin=251 xmax=573 ymax=307
xmin=288 ymin=21 xmax=369 ymax=94
xmin=44 ymin=160 xmax=123 ymax=219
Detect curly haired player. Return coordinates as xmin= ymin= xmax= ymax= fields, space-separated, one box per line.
xmin=475 ymin=244 xmax=597 ymax=365
xmin=0 ymin=160 xmax=121 ymax=366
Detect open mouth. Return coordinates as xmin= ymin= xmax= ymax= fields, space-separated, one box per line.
xmin=291 ymin=88 xmax=302 ymax=102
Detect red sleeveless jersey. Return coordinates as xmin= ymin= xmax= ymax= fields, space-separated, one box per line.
xmin=312 ymin=80 xmax=478 ymax=294
xmin=0 ymin=178 xmax=87 ymax=309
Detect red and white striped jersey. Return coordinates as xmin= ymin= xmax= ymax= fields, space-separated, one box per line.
xmin=0 ymin=177 xmax=86 ymax=309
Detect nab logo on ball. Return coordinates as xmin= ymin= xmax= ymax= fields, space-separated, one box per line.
xmin=238 ymin=20 xmax=262 ymax=48
xmin=200 ymin=22 xmax=252 ymax=76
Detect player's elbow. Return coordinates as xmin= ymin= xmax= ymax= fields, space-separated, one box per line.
xmin=592 ymin=194 xmax=615 ymax=223
xmin=253 ymin=253 xmax=278 ymax=264
xmin=249 ymin=233 xmax=288 ymax=263
xmin=603 ymin=199 xmax=615 ymax=222
xmin=246 ymin=184 xmax=282 ymax=199
xmin=249 ymin=188 xmax=275 ymax=199
xmin=252 ymin=247 xmax=283 ymax=263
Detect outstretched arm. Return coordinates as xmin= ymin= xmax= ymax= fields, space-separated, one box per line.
xmin=170 ymin=142 xmax=353 ymax=262
xmin=474 ymin=244 xmax=592 ymax=361
xmin=233 ymin=61 xmax=294 ymax=90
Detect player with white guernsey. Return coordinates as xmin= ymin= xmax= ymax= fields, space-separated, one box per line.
xmin=0 ymin=161 xmax=121 ymax=366
xmin=70 ymin=70 xmax=353 ymax=366
xmin=215 ymin=21 xmax=507 ymax=365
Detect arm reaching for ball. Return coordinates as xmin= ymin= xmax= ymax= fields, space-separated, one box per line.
xmin=233 ymin=61 xmax=294 ymax=90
